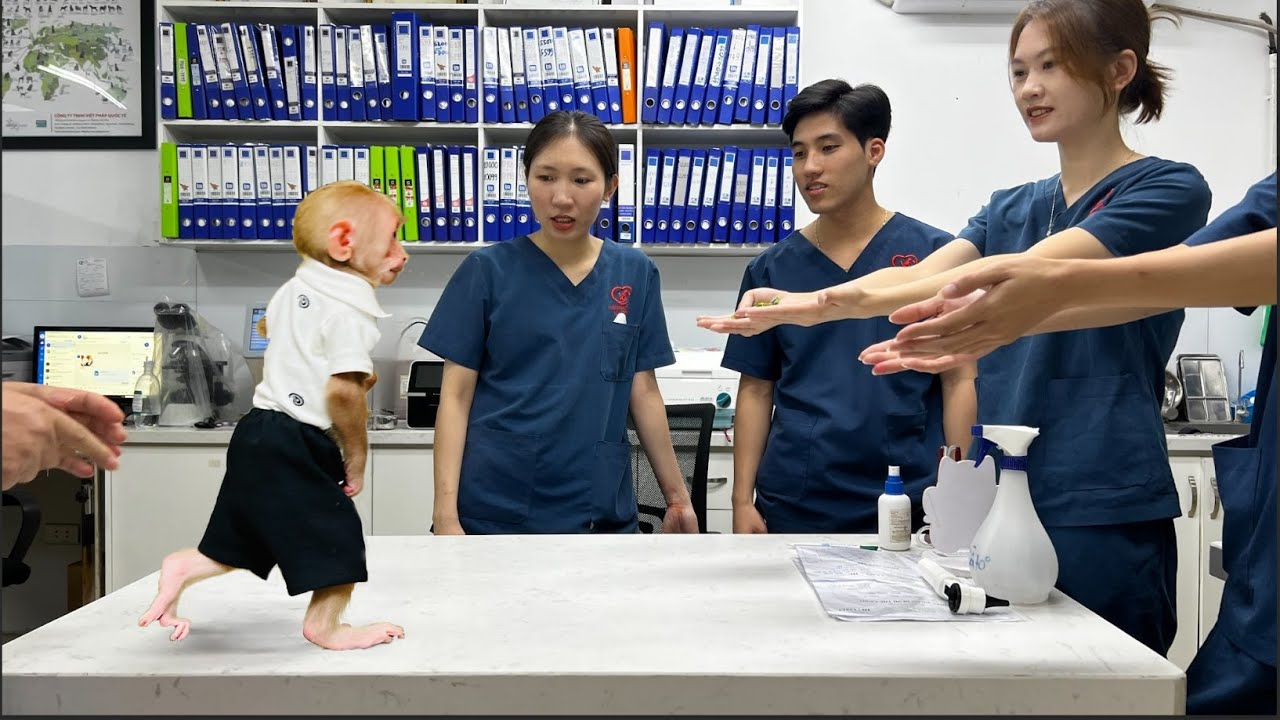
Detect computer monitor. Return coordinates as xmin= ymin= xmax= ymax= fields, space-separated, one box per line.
xmin=33 ymin=326 xmax=156 ymax=407
xmin=244 ymin=304 xmax=269 ymax=358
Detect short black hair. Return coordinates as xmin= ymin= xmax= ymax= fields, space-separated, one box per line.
xmin=523 ymin=110 xmax=618 ymax=179
xmin=781 ymin=79 xmax=892 ymax=147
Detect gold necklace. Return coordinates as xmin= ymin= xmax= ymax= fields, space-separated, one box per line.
xmin=814 ymin=208 xmax=892 ymax=250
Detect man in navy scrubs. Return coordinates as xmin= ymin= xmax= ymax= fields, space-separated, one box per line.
xmin=721 ymin=80 xmax=977 ymax=534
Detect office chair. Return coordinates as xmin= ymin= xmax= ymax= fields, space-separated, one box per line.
xmin=3 ymin=487 xmax=42 ymax=587
xmin=627 ymin=403 xmax=715 ymax=534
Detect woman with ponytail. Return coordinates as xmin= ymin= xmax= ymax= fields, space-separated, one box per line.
xmin=700 ymin=0 xmax=1211 ymax=657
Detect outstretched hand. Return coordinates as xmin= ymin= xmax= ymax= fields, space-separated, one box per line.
xmin=3 ymin=382 xmax=127 ymax=489
xmin=696 ymin=287 xmax=852 ymax=336
xmin=860 ymin=255 xmax=1068 ymax=374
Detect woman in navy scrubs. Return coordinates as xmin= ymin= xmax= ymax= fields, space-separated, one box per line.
xmin=866 ymin=174 xmax=1277 ymax=715
xmin=421 ymin=111 xmax=698 ymax=535
xmin=699 ymin=0 xmax=1212 ymax=656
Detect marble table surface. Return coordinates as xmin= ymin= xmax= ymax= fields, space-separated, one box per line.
xmin=2 ymin=534 xmax=1183 ymax=715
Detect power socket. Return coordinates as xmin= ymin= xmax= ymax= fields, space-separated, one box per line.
xmin=45 ymin=523 xmax=80 ymax=546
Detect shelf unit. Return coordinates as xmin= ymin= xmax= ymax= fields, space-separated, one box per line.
xmin=156 ymin=0 xmax=802 ymax=253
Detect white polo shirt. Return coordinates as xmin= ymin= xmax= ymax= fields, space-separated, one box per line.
xmin=253 ymin=257 xmax=390 ymax=431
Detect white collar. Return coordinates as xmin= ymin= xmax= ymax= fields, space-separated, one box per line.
xmin=295 ymin=257 xmax=391 ymax=319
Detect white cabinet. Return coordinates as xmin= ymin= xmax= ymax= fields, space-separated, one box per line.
xmin=369 ymin=447 xmax=435 ymax=535
xmin=1167 ymin=457 xmax=1204 ymax=670
xmin=104 ymin=444 xmax=372 ymax=594
xmin=1164 ymin=453 xmax=1227 ymax=669
xmin=1197 ymin=458 xmax=1224 ymax=645
xmin=706 ymin=448 xmax=734 ymax=533
xmin=105 ymin=445 xmax=225 ymax=594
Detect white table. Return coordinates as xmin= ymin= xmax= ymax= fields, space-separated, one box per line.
xmin=2 ymin=534 xmax=1184 ymax=715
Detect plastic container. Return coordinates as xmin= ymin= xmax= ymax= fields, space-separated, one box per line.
xmin=968 ymin=424 xmax=1058 ymax=605
xmin=877 ymin=465 xmax=911 ymax=551
xmin=131 ymin=359 xmax=161 ymax=428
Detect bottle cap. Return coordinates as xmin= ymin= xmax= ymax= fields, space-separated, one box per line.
xmin=885 ymin=465 xmax=904 ymax=495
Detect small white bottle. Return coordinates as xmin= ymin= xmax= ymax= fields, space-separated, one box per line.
xmin=877 ymin=465 xmax=911 ymax=551
xmin=131 ymin=359 xmax=161 ymax=428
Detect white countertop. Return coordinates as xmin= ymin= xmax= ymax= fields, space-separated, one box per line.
xmin=121 ymin=423 xmax=1237 ymax=453
xmin=2 ymin=534 xmax=1183 ymax=715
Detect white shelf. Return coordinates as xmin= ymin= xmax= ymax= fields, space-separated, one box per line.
xmin=157 ymin=239 xmax=772 ymax=256
xmin=639 ymin=243 xmax=772 ymax=256
xmin=159 ymin=239 xmax=494 ymax=253
xmin=157 ymin=0 xmax=802 ymax=251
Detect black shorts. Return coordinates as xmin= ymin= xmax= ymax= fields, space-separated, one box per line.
xmin=198 ymin=408 xmax=368 ymax=596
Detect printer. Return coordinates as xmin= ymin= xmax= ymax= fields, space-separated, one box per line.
xmin=655 ymin=348 xmax=740 ymax=430
xmin=2 ymin=337 xmax=33 ymax=383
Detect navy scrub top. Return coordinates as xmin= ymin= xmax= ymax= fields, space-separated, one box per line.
xmin=959 ymin=157 xmax=1212 ymax=527
xmin=420 ymin=236 xmax=676 ymax=534
xmin=1183 ymin=172 xmax=1277 ymax=667
xmin=722 ymin=215 xmax=954 ymax=532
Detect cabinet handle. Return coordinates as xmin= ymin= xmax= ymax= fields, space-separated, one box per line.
xmin=1186 ymin=475 xmax=1198 ymax=518
xmin=1209 ymin=476 xmax=1220 ymax=519
xmin=707 ymin=477 xmax=729 ymax=486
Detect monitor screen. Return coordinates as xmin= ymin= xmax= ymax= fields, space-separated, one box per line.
xmin=33 ymin=326 xmax=156 ymax=400
xmin=245 ymin=304 xmax=269 ymax=357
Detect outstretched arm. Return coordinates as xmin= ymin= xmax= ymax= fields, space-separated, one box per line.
xmin=865 ymin=228 xmax=1277 ymax=374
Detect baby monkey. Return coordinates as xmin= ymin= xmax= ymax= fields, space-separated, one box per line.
xmin=140 ymin=181 xmax=409 ymax=650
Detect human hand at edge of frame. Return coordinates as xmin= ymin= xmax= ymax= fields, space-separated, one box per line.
xmin=857 ymin=289 xmax=988 ymax=375
xmin=2 ymin=382 xmax=127 ymax=489
xmin=661 ymin=502 xmax=700 ymax=534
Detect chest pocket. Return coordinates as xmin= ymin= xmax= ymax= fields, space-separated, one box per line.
xmin=600 ymin=320 xmax=639 ymax=382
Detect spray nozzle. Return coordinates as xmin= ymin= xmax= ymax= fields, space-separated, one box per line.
xmin=972 ymin=424 xmax=1040 ymax=470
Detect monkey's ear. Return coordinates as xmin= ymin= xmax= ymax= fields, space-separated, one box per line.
xmin=256 ymin=316 xmax=268 ymax=339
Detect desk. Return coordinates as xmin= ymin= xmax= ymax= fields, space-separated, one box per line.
xmin=3 ymin=534 xmax=1182 ymax=715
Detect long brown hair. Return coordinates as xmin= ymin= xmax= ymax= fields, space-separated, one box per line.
xmin=1009 ymin=0 xmax=1179 ymax=124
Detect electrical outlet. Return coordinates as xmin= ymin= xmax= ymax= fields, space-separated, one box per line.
xmin=45 ymin=523 xmax=80 ymax=546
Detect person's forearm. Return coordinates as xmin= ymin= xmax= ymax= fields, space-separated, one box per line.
xmin=432 ymin=393 xmax=470 ymax=523
xmin=939 ymin=366 xmax=977 ymax=453
xmin=855 ymin=254 xmax=1013 ymax=318
xmin=731 ymin=378 xmax=773 ymax=508
xmin=631 ymin=374 xmax=692 ymax=506
xmin=326 ymin=376 xmax=370 ymax=476
xmin=1053 ymin=230 xmax=1278 ymax=310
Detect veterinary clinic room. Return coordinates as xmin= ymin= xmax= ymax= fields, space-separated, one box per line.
xmin=2 ymin=0 xmax=1276 ymax=714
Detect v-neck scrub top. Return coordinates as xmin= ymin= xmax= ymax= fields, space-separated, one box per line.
xmin=721 ymin=215 xmax=955 ymax=533
xmin=420 ymin=236 xmax=676 ymax=534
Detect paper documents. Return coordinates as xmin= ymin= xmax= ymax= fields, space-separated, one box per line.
xmin=793 ymin=544 xmax=1018 ymax=622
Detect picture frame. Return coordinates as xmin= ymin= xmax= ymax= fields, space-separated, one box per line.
xmin=1 ymin=1 xmax=156 ymax=150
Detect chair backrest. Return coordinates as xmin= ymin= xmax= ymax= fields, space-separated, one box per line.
xmin=627 ymin=403 xmax=715 ymax=533
xmin=3 ymin=488 xmax=42 ymax=587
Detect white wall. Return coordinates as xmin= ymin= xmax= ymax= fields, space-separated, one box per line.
xmin=2 ymin=0 xmax=1274 ymax=395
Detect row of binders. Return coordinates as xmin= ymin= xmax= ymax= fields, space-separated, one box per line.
xmin=160 ymin=143 xmax=485 ymax=242
xmin=642 ymin=146 xmax=794 ymax=244
xmin=482 ymin=26 xmax=637 ymax=125
xmin=641 ymin=24 xmax=799 ymax=127
xmin=160 ymin=22 xmax=318 ymax=121
xmin=160 ymin=142 xmax=793 ymax=244
xmin=481 ymin=145 xmax=636 ymax=243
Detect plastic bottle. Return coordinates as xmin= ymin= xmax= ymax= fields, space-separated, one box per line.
xmin=877 ymin=465 xmax=911 ymax=551
xmin=131 ymin=359 xmax=161 ymax=428
xmin=967 ymin=424 xmax=1058 ymax=604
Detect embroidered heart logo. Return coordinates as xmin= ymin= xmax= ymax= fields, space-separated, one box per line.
xmin=891 ymin=254 xmax=919 ymax=267
xmin=611 ymin=285 xmax=632 ymax=306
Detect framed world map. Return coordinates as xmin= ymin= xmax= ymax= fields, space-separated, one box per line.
xmin=1 ymin=1 xmax=156 ymax=149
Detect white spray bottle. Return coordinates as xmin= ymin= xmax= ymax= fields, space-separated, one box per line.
xmin=967 ymin=424 xmax=1058 ymax=605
